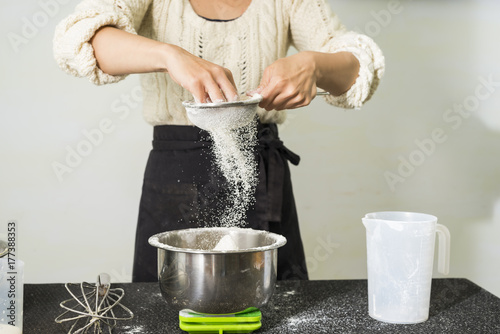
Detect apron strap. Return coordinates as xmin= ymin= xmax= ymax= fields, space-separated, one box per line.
xmin=256 ymin=124 xmax=300 ymax=222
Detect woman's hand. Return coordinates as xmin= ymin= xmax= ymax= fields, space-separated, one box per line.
xmin=254 ymin=52 xmax=318 ymax=111
xmin=252 ymin=51 xmax=360 ymax=111
xmin=163 ymin=44 xmax=239 ymax=103
xmin=91 ymin=27 xmax=238 ymax=103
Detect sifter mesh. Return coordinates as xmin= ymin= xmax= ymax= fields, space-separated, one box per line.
xmin=182 ymin=94 xmax=263 ymax=131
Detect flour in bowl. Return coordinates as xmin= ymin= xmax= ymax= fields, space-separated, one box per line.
xmin=213 ymin=234 xmax=239 ymax=251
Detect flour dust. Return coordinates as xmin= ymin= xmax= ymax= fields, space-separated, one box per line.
xmin=207 ymin=119 xmax=258 ymax=227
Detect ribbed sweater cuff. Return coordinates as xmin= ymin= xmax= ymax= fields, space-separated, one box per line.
xmin=321 ymin=32 xmax=385 ymax=109
xmin=53 ymin=10 xmax=136 ymax=85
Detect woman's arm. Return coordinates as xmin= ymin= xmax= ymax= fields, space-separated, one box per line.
xmin=91 ymin=27 xmax=238 ymax=103
xmin=54 ymin=0 xmax=237 ymax=102
xmin=311 ymin=51 xmax=360 ymax=97
xmin=257 ymin=0 xmax=384 ymax=111
xmin=90 ymin=26 xmax=168 ymax=75
xmin=256 ymin=50 xmax=359 ymax=111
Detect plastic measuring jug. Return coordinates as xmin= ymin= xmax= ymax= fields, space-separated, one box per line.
xmin=362 ymin=211 xmax=450 ymax=324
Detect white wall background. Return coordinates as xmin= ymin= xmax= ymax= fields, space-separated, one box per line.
xmin=1 ymin=0 xmax=499 ymax=298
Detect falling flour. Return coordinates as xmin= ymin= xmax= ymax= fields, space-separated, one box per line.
xmin=184 ymin=95 xmax=260 ymax=238
xmin=207 ymin=119 xmax=258 ymax=227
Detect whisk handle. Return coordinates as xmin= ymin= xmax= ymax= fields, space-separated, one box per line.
xmin=98 ymin=273 xmax=111 ymax=286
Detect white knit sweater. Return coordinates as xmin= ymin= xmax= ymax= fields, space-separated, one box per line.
xmin=53 ymin=0 xmax=385 ymax=126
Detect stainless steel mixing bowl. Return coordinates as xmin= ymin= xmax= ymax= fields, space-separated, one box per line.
xmin=148 ymin=227 xmax=286 ymax=314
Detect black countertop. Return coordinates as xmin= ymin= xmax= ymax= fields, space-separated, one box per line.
xmin=23 ymin=278 xmax=500 ymax=333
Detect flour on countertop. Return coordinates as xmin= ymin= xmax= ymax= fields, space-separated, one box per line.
xmin=121 ymin=325 xmax=145 ymax=333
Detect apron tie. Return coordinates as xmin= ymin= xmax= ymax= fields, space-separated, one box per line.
xmin=255 ymin=124 xmax=300 ymax=222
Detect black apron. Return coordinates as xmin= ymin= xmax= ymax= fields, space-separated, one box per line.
xmin=132 ymin=122 xmax=309 ymax=282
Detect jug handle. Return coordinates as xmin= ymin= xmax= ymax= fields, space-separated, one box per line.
xmin=436 ymin=223 xmax=451 ymax=275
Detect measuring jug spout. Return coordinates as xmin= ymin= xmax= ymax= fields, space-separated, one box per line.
xmin=362 ymin=217 xmax=379 ymax=232
xmin=362 ymin=218 xmax=370 ymax=229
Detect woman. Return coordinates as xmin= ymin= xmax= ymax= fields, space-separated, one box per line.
xmin=54 ymin=0 xmax=385 ymax=282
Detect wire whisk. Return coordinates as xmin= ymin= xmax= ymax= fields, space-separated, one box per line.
xmin=55 ymin=273 xmax=134 ymax=334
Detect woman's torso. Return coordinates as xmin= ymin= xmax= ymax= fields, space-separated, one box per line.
xmin=136 ymin=0 xmax=292 ymax=125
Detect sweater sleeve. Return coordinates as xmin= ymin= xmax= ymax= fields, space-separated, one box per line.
xmin=53 ymin=0 xmax=152 ymax=85
xmin=289 ymin=0 xmax=385 ymax=109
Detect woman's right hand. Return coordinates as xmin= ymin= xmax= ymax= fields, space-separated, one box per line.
xmin=91 ymin=27 xmax=237 ymax=102
xmin=162 ymin=44 xmax=238 ymax=103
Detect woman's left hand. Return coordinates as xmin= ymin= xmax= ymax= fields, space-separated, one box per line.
xmin=253 ymin=52 xmax=318 ymax=111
